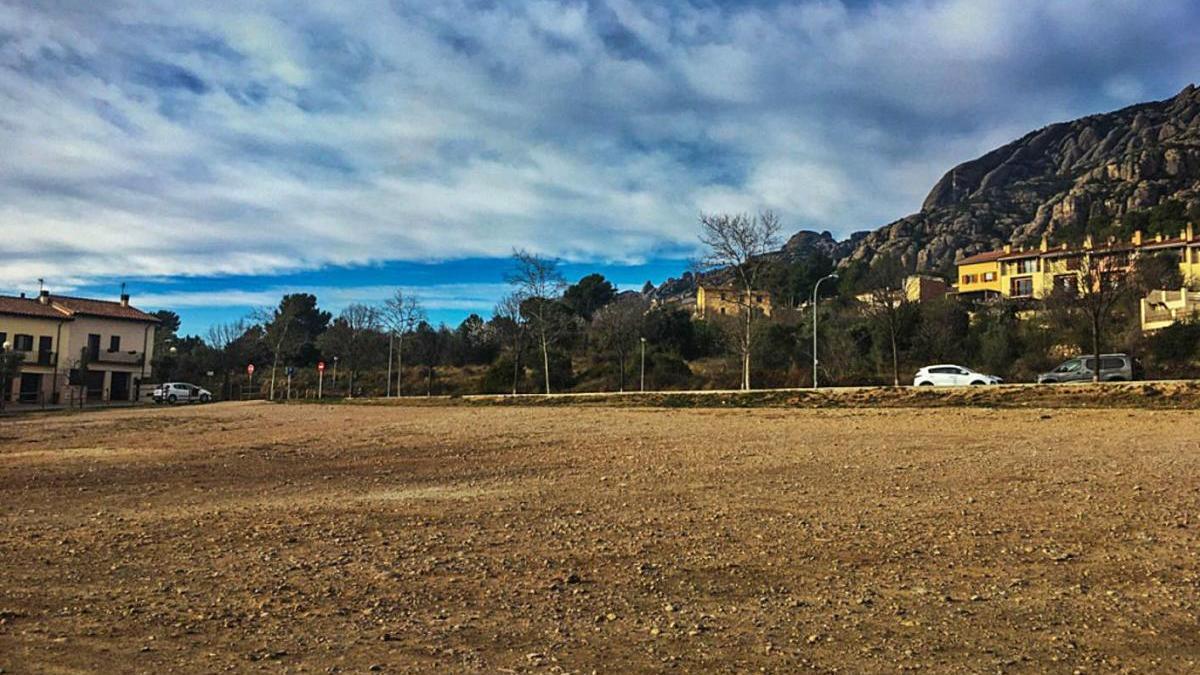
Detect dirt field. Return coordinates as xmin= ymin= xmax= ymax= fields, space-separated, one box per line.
xmin=2 ymin=402 xmax=1199 ymax=673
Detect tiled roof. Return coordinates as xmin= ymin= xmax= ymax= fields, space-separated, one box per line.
xmin=0 ymin=295 xmax=72 ymax=320
xmin=49 ymin=295 xmax=160 ymax=323
xmin=956 ymin=250 xmax=1006 ymax=265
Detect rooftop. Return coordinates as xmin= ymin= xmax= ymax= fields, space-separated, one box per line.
xmin=0 ymin=293 xmax=160 ymax=323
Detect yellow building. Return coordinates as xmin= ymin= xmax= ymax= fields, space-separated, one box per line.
xmin=1141 ymin=289 xmax=1200 ymax=331
xmin=0 ymin=290 xmax=160 ymax=405
xmin=956 ymin=224 xmax=1200 ymax=301
xmin=695 ymin=285 xmax=773 ymax=319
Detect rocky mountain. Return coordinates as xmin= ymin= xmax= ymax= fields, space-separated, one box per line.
xmin=653 ymin=84 xmax=1200 ymax=301
xmin=843 ymin=83 xmax=1200 ymax=272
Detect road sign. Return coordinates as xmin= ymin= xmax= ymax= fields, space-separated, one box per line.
xmin=286 ymin=366 xmax=295 ymax=376
xmin=318 ymin=361 xmax=325 ymax=372
xmin=247 ymin=364 xmax=255 ymax=375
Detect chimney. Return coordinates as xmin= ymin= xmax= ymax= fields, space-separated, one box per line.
xmin=1155 ymin=232 xmax=1163 ymax=243
xmin=120 ymin=293 xmax=130 ymax=307
xmin=1003 ymin=244 xmax=1012 ymax=254
xmin=1083 ymin=234 xmax=1094 ymax=250
xmin=38 ymin=289 xmax=50 ymax=305
xmin=1040 ymin=235 xmax=1049 ymax=252
xmin=1188 ymin=222 xmax=1195 ymax=241
xmin=1131 ymin=230 xmax=1142 ymax=246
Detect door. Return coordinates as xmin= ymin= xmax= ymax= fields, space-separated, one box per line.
xmin=37 ymin=336 xmax=53 ymax=366
xmin=83 ymin=370 xmax=105 ymax=399
xmin=110 ymin=372 xmax=131 ymax=402
xmin=86 ymin=334 xmax=101 ymax=361
xmin=952 ymin=367 xmax=972 ymax=385
xmin=19 ymin=373 xmax=42 ymax=403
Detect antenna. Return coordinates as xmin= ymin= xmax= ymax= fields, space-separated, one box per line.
xmin=120 ymin=281 xmax=127 ymax=295
xmin=38 ymin=278 xmax=44 ymax=292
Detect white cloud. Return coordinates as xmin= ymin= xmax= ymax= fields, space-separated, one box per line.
xmin=0 ymin=0 xmax=1197 ymax=291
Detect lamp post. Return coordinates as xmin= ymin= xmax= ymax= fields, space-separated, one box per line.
xmin=332 ymin=356 xmax=339 ymax=392
xmin=640 ymin=337 xmax=647 ymax=393
xmin=0 ymin=340 xmax=11 ymax=411
xmin=812 ymin=273 xmax=839 ymax=389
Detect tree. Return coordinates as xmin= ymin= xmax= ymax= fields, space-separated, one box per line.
xmin=254 ymin=294 xmax=329 ymax=400
xmin=317 ymin=304 xmax=381 ymax=396
xmin=860 ymin=254 xmax=909 ymax=386
xmin=1047 ymin=253 xmax=1131 ymax=383
xmin=381 ymin=290 xmax=426 ymax=396
xmin=506 ymin=250 xmax=567 ymax=394
xmin=698 ymin=210 xmax=782 ymax=390
xmin=0 ymin=348 xmax=23 ymax=411
xmin=206 ymin=319 xmax=248 ymax=400
xmin=563 ymin=273 xmax=616 ymax=321
xmin=591 ymin=294 xmax=648 ymax=391
xmin=492 ymin=293 xmax=526 ymax=395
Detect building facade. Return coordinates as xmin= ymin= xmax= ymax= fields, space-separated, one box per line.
xmin=695 ymin=285 xmax=774 ymax=319
xmin=955 ymin=224 xmax=1200 ymax=302
xmin=0 ymin=291 xmax=159 ymax=404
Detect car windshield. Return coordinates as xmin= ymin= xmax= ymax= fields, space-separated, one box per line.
xmin=1057 ymin=360 xmax=1080 ymax=372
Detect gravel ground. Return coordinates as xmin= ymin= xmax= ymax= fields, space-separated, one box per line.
xmin=2 ymin=401 xmax=1199 ymax=673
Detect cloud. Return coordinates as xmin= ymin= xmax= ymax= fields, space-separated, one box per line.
xmin=1 ymin=0 xmax=1198 ymax=291
xmin=133 ymin=282 xmax=511 ymax=313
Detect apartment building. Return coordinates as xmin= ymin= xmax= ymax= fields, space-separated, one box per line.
xmin=0 ymin=290 xmax=160 ymax=404
xmin=955 ymin=224 xmax=1200 ymax=302
xmin=695 ymin=285 xmax=774 ymax=319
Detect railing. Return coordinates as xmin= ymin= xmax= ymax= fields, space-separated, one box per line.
xmin=10 ymin=350 xmax=56 ymax=366
xmin=94 ymin=350 xmax=145 ymax=365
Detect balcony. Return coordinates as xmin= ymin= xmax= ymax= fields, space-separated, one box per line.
xmin=94 ymin=350 xmax=145 ymax=366
xmin=9 ymin=350 xmax=56 ymax=366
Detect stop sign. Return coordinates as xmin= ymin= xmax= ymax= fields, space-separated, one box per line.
xmin=247 ymin=363 xmax=255 ymax=375
xmin=318 ymin=361 xmax=325 ymax=372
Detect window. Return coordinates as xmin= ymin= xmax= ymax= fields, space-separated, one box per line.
xmin=1057 ymin=359 xmax=1081 ymax=373
xmin=87 ymin=334 xmax=100 ymax=360
xmin=0 ymin=332 xmax=6 ymax=349
xmin=1014 ymin=258 xmax=1038 ymax=274
xmin=961 ymin=275 xmax=970 ymax=285
xmin=1010 ymin=277 xmax=1034 ymax=297
xmin=1054 ymin=274 xmax=1077 ymax=294
xmin=1100 ymin=357 xmax=1126 ymax=371
xmin=109 ymin=335 xmax=121 ymax=352
xmin=983 ymin=272 xmax=996 ymax=282
xmin=930 ymin=367 xmax=958 ymax=374
xmin=13 ymin=334 xmax=34 ymax=351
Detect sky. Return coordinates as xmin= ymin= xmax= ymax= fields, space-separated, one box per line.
xmin=1 ymin=0 xmax=1198 ymax=335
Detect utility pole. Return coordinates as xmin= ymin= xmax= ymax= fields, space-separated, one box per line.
xmin=812 ymin=273 xmax=839 ymax=389
xmin=386 ymin=333 xmax=394 ymax=397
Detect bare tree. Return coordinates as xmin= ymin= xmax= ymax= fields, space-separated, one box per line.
xmin=506 ymin=250 xmax=567 ymax=394
xmin=206 ymin=319 xmax=247 ymax=400
xmin=382 ymin=290 xmax=426 ymax=397
xmin=698 ymin=210 xmax=782 ymax=390
xmin=1047 ymin=253 xmax=1130 ymax=383
xmin=860 ymin=254 xmax=909 ymax=386
xmin=317 ymin=304 xmax=381 ymax=396
xmin=591 ymin=294 xmax=648 ymax=392
xmin=494 ymin=292 xmax=526 ymax=395
xmin=252 ymin=305 xmax=300 ymax=401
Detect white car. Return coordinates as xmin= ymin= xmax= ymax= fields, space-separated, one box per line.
xmin=913 ymin=364 xmax=1002 ymax=387
xmin=154 ymin=382 xmax=213 ymax=404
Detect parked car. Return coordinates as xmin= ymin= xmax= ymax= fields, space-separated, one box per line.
xmin=154 ymin=382 xmax=212 ymax=404
xmin=913 ymin=364 xmax=1002 ymax=386
xmin=1036 ymin=354 xmax=1137 ymax=383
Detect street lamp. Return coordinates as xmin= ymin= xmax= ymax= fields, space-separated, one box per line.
xmin=812 ymin=273 xmax=839 ymax=389
xmin=0 ymin=340 xmax=11 ymax=411
xmin=332 ymin=356 xmax=339 ymax=391
xmin=640 ymin=337 xmax=647 ymax=393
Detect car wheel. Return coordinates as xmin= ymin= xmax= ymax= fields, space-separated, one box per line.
xmin=970 ymin=380 xmax=986 ymax=386
xmin=1106 ymin=376 xmax=1125 ymax=382
xmin=167 ymin=394 xmax=177 ymax=404
xmin=917 ymin=381 xmax=934 ymax=386
xmin=201 ymin=394 xmax=211 ymax=403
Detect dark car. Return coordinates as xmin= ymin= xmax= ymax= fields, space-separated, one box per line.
xmin=1036 ymin=354 xmax=1136 ymax=383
